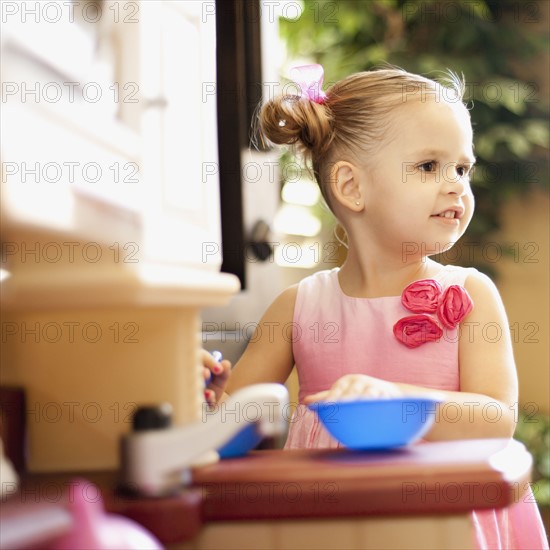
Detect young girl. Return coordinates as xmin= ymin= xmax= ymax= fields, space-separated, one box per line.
xmin=202 ymin=66 xmax=548 ymax=549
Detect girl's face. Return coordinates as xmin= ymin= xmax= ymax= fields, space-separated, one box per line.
xmin=360 ymin=97 xmax=475 ymax=258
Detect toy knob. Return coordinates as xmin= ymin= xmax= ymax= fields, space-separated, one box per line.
xmin=132 ymin=403 xmax=172 ymax=432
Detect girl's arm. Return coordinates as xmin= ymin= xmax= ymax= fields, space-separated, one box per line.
xmin=212 ymin=285 xmax=298 ymax=403
xmin=305 ymin=271 xmax=519 ymax=441
xmin=429 ymin=269 xmax=519 ymax=440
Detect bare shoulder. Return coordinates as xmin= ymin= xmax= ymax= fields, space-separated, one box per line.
xmin=463 ymin=269 xmax=506 ymax=316
xmin=464 ymin=268 xmax=499 ymax=294
xmin=265 ymin=283 xmax=299 ymax=318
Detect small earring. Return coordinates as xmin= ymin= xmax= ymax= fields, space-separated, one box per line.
xmin=355 ymin=201 xmax=360 ymax=206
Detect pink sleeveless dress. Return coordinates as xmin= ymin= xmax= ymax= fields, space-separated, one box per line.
xmin=285 ymin=266 xmax=548 ymax=549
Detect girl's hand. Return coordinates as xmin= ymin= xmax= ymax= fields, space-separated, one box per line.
xmin=303 ymin=374 xmax=402 ymax=404
xmin=201 ymin=349 xmax=231 ymax=406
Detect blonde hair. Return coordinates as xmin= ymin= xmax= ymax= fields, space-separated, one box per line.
xmin=259 ymin=67 xmax=466 ymax=211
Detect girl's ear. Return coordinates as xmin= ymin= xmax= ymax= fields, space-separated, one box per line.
xmin=329 ymin=161 xmax=364 ymax=212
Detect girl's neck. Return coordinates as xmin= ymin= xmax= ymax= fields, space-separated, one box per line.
xmin=337 ymin=247 xmax=440 ymax=299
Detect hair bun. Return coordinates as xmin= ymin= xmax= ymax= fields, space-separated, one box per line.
xmin=259 ymin=94 xmax=334 ymax=156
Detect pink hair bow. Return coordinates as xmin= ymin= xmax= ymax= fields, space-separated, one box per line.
xmin=289 ymin=64 xmax=327 ymax=104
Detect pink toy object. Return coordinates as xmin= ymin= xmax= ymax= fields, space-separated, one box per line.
xmin=53 ymin=479 xmax=162 ymax=550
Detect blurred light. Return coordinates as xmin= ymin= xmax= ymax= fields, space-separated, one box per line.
xmin=270 ymin=0 xmax=304 ymax=20
xmin=274 ymin=238 xmax=321 ymax=269
xmin=281 ymin=177 xmax=320 ymax=206
xmin=0 ymin=269 xmax=11 ymax=282
xmin=274 ymin=204 xmax=321 ymax=237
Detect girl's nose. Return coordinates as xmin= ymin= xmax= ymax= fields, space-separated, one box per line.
xmin=442 ymin=164 xmax=467 ymax=196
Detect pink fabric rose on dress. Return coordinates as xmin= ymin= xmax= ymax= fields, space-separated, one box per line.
xmin=437 ymin=285 xmax=474 ymax=329
xmin=393 ymin=314 xmax=443 ymax=348
xmin=401 ymin=279 xmax=443 ymax=313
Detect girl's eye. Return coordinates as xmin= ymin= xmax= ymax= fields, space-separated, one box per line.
xmin=456 ymin=164 xmax=474 ymax=178
xmin=458 ymin=163 xmax=475 ymax=178
xmin=418 ymin=161 xmax=437 ymax=173
xmin=457 ymin=165 xmax=469 ymax=177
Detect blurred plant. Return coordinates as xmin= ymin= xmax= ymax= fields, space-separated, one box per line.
xmin=514 ymin=410 xmax=550 ymax=508
xmin=279 ymin=0 xmax=549 ymax=275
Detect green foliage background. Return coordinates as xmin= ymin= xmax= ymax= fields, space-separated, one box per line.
xmin=279 ymin=0 xmax=549 ymax=274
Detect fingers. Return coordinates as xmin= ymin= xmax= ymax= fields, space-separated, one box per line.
xmin=304 ymin=375 xmax=402 ymax=404
xmin=303 ymin=390 xmax=330 ymax=404
xmin=200 ymin=350 xmax=226 ymax=384
xmin=322 ymin=375 xmax=366 ymax=401
xmin=200 ymin=349 xmax=224 ymax=373
xmin=207 ymin=360 xmax=231 ymax=389
xmin=204 ymin=388 xmax=216 ymax=407
xmin=200 ymin=350 xmax=232 ymax=405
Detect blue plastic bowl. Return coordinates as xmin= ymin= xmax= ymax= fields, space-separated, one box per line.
xmin=217 ymin=423 xmax=263 ymax=458
xmin=308 ymin=397 xmax=443 ymax=450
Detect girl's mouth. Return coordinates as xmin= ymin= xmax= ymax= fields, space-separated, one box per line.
xmin=434 ymin=210 xmax=458 ymax=219
xmin=430 ymin=206 xmax=464 ymax=223
xmin=430 ymin=209 xmax=462 ymax=225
